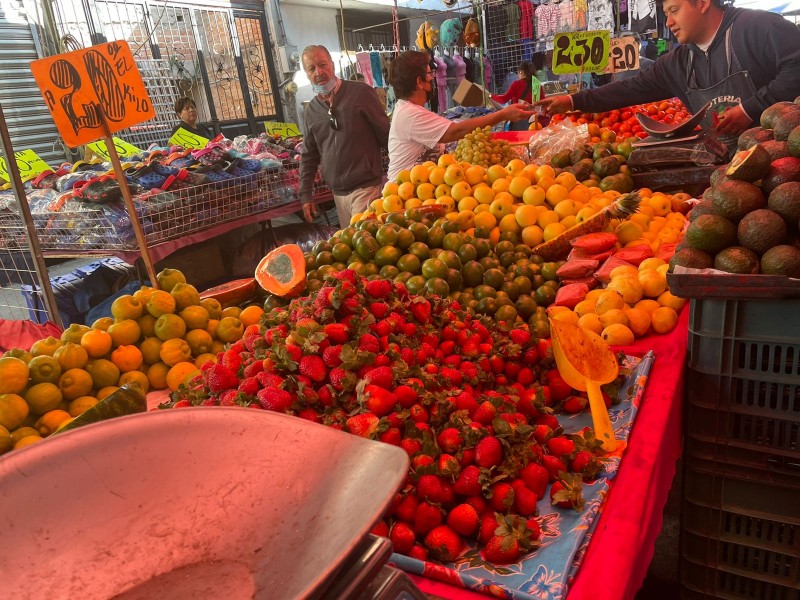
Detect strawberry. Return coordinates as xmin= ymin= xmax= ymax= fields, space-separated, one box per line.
xmin=218 ymin=390 xmax=239 ymax=406
xmin=285 ymin=344 xmax=303 ymax=363
xmin=363 ymin=384 xmax=397 ymax=417
xmin=437 ymin=453 xmax=460 ymax=476
xmin=237 ymin=377 xmax=260 ymax=396
xmin=242 ymin=359 xmax=264 ymax=378
xmin=414 ymin=501 xmax=443 ymax=535
xmin=408 ymin=544 xmax=428 ymax=561
xmin=546 ymin=369 xmax=572 ymax=401
xmin=364 ymin=366 xmax=393 ymax=389
xmin=395 ymin=385 xmax=418 ymax=408
xmin=465 ymin=495 xmax=488 ymax=517
xmin=483 ymin=535 xmax=522 ymax=564
xmin=409 ymin=404 xmax=429 ymax=423
xmin=447 ymin=503 xmax=479 ymax=537
xmin=379 ymin=427 xmax=402 ymax=446
xmin=375 ymin=354 xmax=391 ymax=367
xmin=409 ymin=299 xmax=432 ymax=324
xmin=329 ymin=367 xmax=351 ymax=391
xmin=372 ymin=319 xmax=392 ymax=337
xmin=365 ymin=278 xmax=392 ymax=299
xmin=423 ymin=525 xmax=463 ymax=562
xmin=526 ymin=517 xmax=542 ymax=540
xmin=536 ymin=413 xmax=560 ymax=430
xmin=371 ymin=521 xmax=389 ymax=537
xmin=440 ymin=367 xmax=462 ymax=387
xmin=437 ymin=427 xmax=463 ymax=454
xmin=400 ymin=437 xmax=422 ymax=456
xmin=297 ymin=408 xmax=322 ymax=423
xmin=222 ymin=349 xmax=243 ymax=373
xmin=172 ymin=399 xmax=192 ymax=408
xmin=547 ymin=436 xmax=576 ymax=458
xmin=358 ymin=334 xmax=380 ymax=354
xmin=520 ymin=462 xmax=549 ymax=498
xmin=488 ymin=482 xmax=515 ymax=512
xmin=416 ymin=474 xmax=444 ymax=503
xmin=395 ymin=494 xmax=420 ymax=523
xmin=317 ymin=385 xmax=334 ymax=407
xmin=514 ymin=486 xmax=539 ymax=517
xmin=509 ymin=329 xmax=531 ymax=346
xmin=412 ymin=454 xmax=435 ymax=470
xmin=455 ymin=391 xmax=479 ymax=416
xmin=323 ymin=323 xmax=349 ymax=344
xmin=206 ymin=364 xmax=239 ymax=393
xmin=369 ymin=301 xmax=389 ymax=319
xmin=299 ymin=355 xmax=326 ymax=383
xmin=256 ymin=387 xmax=293 ymax=412
xmin=474 ymin=436 xmax=503 ymax=468
xmin=562 ymin=395 xmax=588 ymax=414
xmin=537 ymin=338 xmax=551 ymax=361
xmin=472 ymin=401 xmax=497 ymax=425
xmin=453 ymin=465 xmax=483 ymax=497
xmin=390 ymin=522 xmax=416 ymax=554
xmin=479 ymin=514 xmax=501 ymax=544
xmin=571 ymin=450 xmax=602 ymax=481
xmin=346 ymin=413 xmax=379 ymax=438
xmin=542 ymin=455 xmax=568 ymax=481
xmin=550 ymin=472 xmax=586 ymax=510
xmin=400 ymin=347 xmax=416 ymax=366
xmin=322 ymin=345 xmax=343 ymax=368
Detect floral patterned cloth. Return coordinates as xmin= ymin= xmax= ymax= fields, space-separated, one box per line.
xmin=392 ymin=352 xmax=655 ymax=600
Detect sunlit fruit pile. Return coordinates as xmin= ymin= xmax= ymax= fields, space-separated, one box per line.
xmin=550 ymin=98 xmax=690 ymax=140
xmin=166 ymin=270 xmax=624 ymax=564
xmin=454 ymin=125 xmax=518 ymax=168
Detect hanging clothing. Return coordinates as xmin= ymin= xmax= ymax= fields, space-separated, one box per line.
xmin=355 ymin=52 xmax=374 ymax=86
xmin=443 ymin=54 xmax=457 ymax=108
xmin=519 ymin=1 xmax=534 ymax=39
xmin=587 ymin=0 xmax=615 ymax=33
xmin=506 ymin=2 xmax=521 ymax=41
xmin=487 ymin=3 xmax=509 ymax=42
xmin=464 ymin=55 xmax=476 ymax=82
xmin=370 ymin=52 xmax=383 ymax=87
xmin=559 ymin=0 xmax=576 ymax=32
xmin=630 ymin=0 xmax=656 ymax=33
xmin=453 ymin=53 xmax=467 ymax=86
xmin=574 ymin=0 xmax=588 ymax=29
xmin=483 ymin=55 xmax=493 ymax=91
xmin=434 ymin=56 xmax=448 ymax=113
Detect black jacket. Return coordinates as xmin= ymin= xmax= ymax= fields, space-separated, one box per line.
xmin=299 ymin=80 xmax=390 ymax=200
xmin=572 ymin=7 xmax=800 ymax=123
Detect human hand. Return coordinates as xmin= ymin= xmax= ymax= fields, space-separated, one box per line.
xmin=714 ymin=104 xmax=752 ymax=136
xmin=501 ymin=104 xmax=538 ymax=123
xmin=535 ymin=95 xmax=573 ymax=116
xmin=302 ymin=202 xmax=318 ymax=222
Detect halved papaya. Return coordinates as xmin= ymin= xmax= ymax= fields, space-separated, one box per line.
xmin=255 ymin=244 xmax=307 ymax=297
xmin=199 ymin=278 xmax=258 ymax=306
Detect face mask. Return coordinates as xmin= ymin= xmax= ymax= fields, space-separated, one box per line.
xmin=311 ymin=77 xmax=337 ymax=95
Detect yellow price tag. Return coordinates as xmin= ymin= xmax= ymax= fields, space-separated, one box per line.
xmin=606 ymin=37 xmax=641 ymax=74
xmin=169 ymin=127 xmax=210 ymax=150
xmin=0 ymin=149 xmax=52 ymax=183
xmin=265 ymin=121 xmax=301 ymax=137
xmin=552 ymin=30 xmax=611 ymax=75
xmin=86 ymin=137 xmax=143 ymax=160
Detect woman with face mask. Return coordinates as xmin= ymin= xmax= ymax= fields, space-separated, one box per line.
xmin=387 ymin=50 xmax=535 ymax=181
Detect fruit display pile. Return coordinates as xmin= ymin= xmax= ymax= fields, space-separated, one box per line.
xmin=0 ymin=268 xmax=257 ymax=453
xmin=550 ymin=98 xmax=690 ymax=140
xmin=672 ymin=100 xmax=800 ymax=276
xmin=165 ymin=270 xmax=628 ymax=564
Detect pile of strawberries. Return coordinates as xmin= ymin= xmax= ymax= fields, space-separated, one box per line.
xmin=166 ymin=271 xmax=619 ymax=565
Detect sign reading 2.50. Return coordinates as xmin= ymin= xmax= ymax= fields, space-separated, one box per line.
xmin=552 ymin=30 xmax=611 ymax=75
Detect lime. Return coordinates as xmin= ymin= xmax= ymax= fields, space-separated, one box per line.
xmin=421 ymin=258 xmax=448 ymax=279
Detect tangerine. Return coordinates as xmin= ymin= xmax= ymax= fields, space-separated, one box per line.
xmin=54 ymin=343 xmax=89 ymax=371
xmin=147 ymin=362 xmax=170 ymax=390
xmin=108 ymin=319 xmax=142 ymax=347
xmin=111 ymin=295 xmax=144 ymax=320
xmin=111 ymin=345 xmax=144 ymax=373
xmin=0 ymin=357 xmax=29 ymax=394
xmin=80 ymin=328 xmax=113 ymax=358
xmin=68 ymin=396 xmax=98 ymax=417
xmin=0 ymin=393 xmax=29 ymax=430
xmin=28 ymin=380 xmax=66 ymax=412
xmin=166 ymin=362 xmax=200 ymax=391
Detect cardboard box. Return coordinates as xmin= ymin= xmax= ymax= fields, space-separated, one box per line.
xmin=452 ymin=80 xmax=498 ymax=108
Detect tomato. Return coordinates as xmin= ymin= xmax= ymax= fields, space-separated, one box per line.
xmin=600 ymin=118 xmax=611 ymax=128
xmin=621 ymin=110 xmax=632 ymax=120
xmin=658 ymin=101 xmax=670 ymax=111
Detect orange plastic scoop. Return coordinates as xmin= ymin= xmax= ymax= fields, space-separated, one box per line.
xmin=549 ymin=318 xmax=619 ymax=452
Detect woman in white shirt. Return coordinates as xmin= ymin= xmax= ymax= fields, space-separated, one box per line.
xmin=386 ymin=50 xmax=535 ymax=182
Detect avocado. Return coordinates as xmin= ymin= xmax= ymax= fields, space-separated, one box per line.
xmin=685 ymin=213 xmax=738 ymax=254
xmin=767 ymin=182 xmax=800 ymax=228
xmin=737 ymin=209 xmax=787 ymax=254
xmin=737 ymin=126 xmax=774 ymax=150
xmin=599 ymin=173 xmax=633 ymax=193
xmin=763 ymin=157 xmax=800 ymax=194
xmin=761 ymin=244 xmax=800 ymax=277
xmin=712 ymin=180 xmax=766 ymax=222
xmin=760 ymin=102 xmax=796 ymax=130
xmin=594 ymin=156 xmax=621 ymax=177
xmin=713 ymin=246 xmax=760 ymax=274
xmin=688 ymin=199 xmax=717 ymax=222
xmin=709 ymin=165 xmax=728 ymax=187
xmin=669 ymin=248 xmax=714 ymax=272
xmin=773 ymin=106 xmax=800 ymax=141
xmin=570 ymin=148 xmax=590 ymax=165
xmin=725 ymin=144 xmax=771 ymax=182
xmin=760 ymin=140 xmax=791 ymax=162
xmin=787 ymin=125 xmax=800 ymax=158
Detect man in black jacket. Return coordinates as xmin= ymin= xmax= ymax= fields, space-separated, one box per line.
xmin=299 ymin=45 xmax=390 ymax=227
xmin=537 ymin=0 xmax=800 ymax=144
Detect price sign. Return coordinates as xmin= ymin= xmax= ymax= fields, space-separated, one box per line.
xmin=30 ymin=41 xmax=154 ymax=147
xmin=0 ymin=149 xmax=52 ymax=183
xmin=265 ymin=121 xmax=301 ymax=137
xmin=168 ymin=127 xmax=210 ymax=149
xmin=531 ymin=77 xmax=542 ymax=102
xmin=552 ymin=30 xmax=611 ymax=75
xmin=86 ymin=137 xmax=142 ymax=160
xmin=606 ymin=37 xmax=641 ymax=74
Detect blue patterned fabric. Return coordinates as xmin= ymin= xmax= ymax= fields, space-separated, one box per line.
xmin=392 ymin=352 xmax=655 ymax=599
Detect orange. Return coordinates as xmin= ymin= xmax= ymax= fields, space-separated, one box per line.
xmin=108 ymin=319 xmax=142 ymax=347
xmin=0 ymin=357 xmax=29 ymax=394
xmin=54 ymin=343 xmax=89 ymax=371
xmin=657 ymin=291 xmax=687 ymax=312
xmin=545 ymin=184 xmax=568 ymax=207
xmin=91 ymin=317 xmax=115 ymax=331
xmin=14 ymin=435 xmax=43 ymax=450
xmin=573 ymin=299 xmax=597 ymax=318
xmin=166 ymin=362 xmax=200 ymax=392
xmin=599 ymin=309 xmax=630 ymax=330
xmin=499 ymin=214 xmax=521 ymax=234
xmin=216 ymin=317 xmax=244 ymax=343
xmin=651 ymin=306 xmax=679 ymax=334
xmin=139 ymin=336 xmax=164 ymax=365
xmin=146 ymin=289 xmax=176 ymax=318
xmin=542 ymin=222 xmax=566 ymax=242
xmin=28 ymin=380 xmax=65 ymax=412
xmin=29 ymin=336 xmax=63 ymax=358
xmin=156 ymin=268 xmax=187 ymax=293
xmin=185 ymin=329 xmax=213 ymax=356
xmin=625 ymin=308 xmax=652 ymax=337
xmin=210 ymin=340 xmax=225 ymax=355
xmin=61 ymin=324 xmax=90 ymax=344
xmin=638 ymin=269 xmax=667 ymax=298
xmin=220 ymin=306 xmax=242 ymax=320
xmin=410 ymin=164 xmax=430 ymax=185
xmin=0 ymin=425 xmax=12 ymax=454
xmin=147 ymin=362 xmax=170 ymax=390
xmin=607 ymin=276 xmax=643 ymax=305
xmin=111 ymin=294 xmax=144 ymax=320
xmin=0 ymin=393 xmax=29 ymax=430
xmin=515 ymin=204 xmax=538 ymax=228
xmin=639 ymin=257 xmax=667 ymax=272
xmin=522 ymin=185 xmax=546 ymax=206
xmin=28 ymin=355 xmax=62 ymax=385
xmin=601 ymin=324 xmax=635 ymax=345
xmin=119 ymin=370 xmax=150 ymax=393
xmin=96 ymin=386 xmax=119 ymax=401
xmin=550 ymin=310 xmax=580 ymax=326
xmin=133 ymin=285 xmax=155 ymax=306
xmin=111 ymin=345 xmax=144 ymax=373
xmin=35 ymin=409 xmax=72 ymax=436
xmin=80 ymin=329 xmax=113 ymax=359
xmin=68 ymin=396 xmax=98 ymax=418
xmin=170 ymin=283 xmax=201 ymax=311
xmin=154 ymin=313 xmax=187 ymax=341
xmin=382 ymin=181 xmax=399 ymax=197
xmin=180 ymin=305 xmax=210 ymax=330
xmin=159 ymin=339 xmax=192 ymax=367
xmin=464 ymin=165 xmax=485 ymax=186
xmin=194 ymin=353 xmax=217 ymax=368
xmin=578 ymin=313 xmax=603 ymax=335
xmin=521 ymin=225 xmax=544 ymax=247
xmin=86 ymin=359 xmax=120 ymax=389
xmin=10 ymin=426 xmax=37 ymax=445
xmin=508 ymin=176 xmax=532 ymax=198
xmin=137 ymin=314 xmax=157 ymax=337
xmin=635 ymin=299 xmax=662 ymax=315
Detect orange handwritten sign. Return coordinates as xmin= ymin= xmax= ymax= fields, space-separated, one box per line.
xmin=30 ymin=41 xmax=154 ymax=147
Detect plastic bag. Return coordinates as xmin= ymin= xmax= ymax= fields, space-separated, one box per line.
xmin=556 ymin=259 xmax=599 ymax=279
xmin=568 ymin=247 xmax=615 ymax=263
xmin=613 ymin=245 xmax=654 ymax=266
xmin=571 ymin=232 xmax=618 ymax=253
xmin=553 ymin=282 xmax=590 ymax=308
xmin=594 ymin=255 xmax=638 ymax=283
xmin=528 ymin=120 xmax=589 ymax=164
xmin=559 ymin=276 xmax=599 ymax=290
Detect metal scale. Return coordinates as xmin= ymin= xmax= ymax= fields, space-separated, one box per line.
xmin=627 ymin=101 xmax=729 ymax=169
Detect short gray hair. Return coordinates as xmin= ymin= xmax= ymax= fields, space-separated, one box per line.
xmin=301 ymin=45 xmax=332 ymax=60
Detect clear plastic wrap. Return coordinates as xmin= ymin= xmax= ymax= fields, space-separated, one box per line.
xmin=528 ymin=120 xmax=590 ymax=164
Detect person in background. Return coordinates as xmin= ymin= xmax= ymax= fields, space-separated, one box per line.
xmin=299 ymin=45 xmax=390 ymax=228
xmin=490 ymin=61 xmax=547 ymax=131
xmin=536 ymin=0 xmax=800 ymax=147
xmin=170 ymin=98 xmax=212 ymax=139
xmin=387 ymin=50 xmax=536 ymax=181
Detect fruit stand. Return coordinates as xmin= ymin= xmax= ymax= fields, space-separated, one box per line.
xmin=2 ymin=94 xmax=800 ymax=600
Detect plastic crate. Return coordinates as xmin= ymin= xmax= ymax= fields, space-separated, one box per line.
xmin=684 ymin=298 xmax=800 ymax=490
xmin=680 ymin=465 xmax=800 ymax=600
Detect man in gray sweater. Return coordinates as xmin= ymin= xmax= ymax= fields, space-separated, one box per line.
xmin=299 ymin=45 xmax=390 ymax=228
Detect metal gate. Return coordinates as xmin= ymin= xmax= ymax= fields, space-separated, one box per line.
xmin=51 ymin=0 xmax=282 ymax=145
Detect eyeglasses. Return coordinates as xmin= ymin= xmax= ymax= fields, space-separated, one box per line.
xmin=328 ymin=106 xmax=338 ymax=131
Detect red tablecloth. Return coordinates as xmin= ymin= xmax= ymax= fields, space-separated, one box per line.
xmin=411 ymin=308 xmax=689 ymax=600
